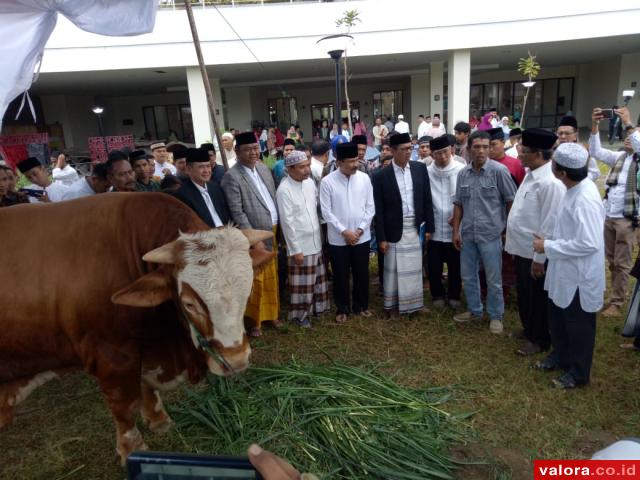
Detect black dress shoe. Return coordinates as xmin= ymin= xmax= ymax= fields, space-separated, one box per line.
xmin=534 ymin=357 xmax=559 ymax=371
xmin=551 ymin=373 xmax=578 ymax=389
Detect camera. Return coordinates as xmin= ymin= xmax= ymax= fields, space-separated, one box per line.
xmin=600 ymin=109 xmax=614 ymax=119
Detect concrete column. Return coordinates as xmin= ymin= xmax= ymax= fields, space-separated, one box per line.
xmin=430 ymin=61 xmax=444 ymax=121
xmin=186 ymin=67 xmax=226 ymax=146
xmin=447 ymin=49 xmax=471 ymax=133
xmin=410 ymin=73 xmax=430 ymax=127
xmin=618 ymin=52 xmax=640 ymax=123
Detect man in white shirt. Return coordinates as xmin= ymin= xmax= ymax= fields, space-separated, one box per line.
xmin=17 ymin=156 xmax=69 ymax=202
xmin=489 ymin=108 xmax=500 ymax=128
xmin=417 ymin=114 xmax=430 ymax=140
xmin=63 ymin=163 xmax=111 ymax=200
xmin=505 ymin=128 xmax=522 ymax=157
xmin=556 ymin=115 xmax=600 ymax=182
xmin=588 ymin=107 xmax=638 ymax=317
xmin=221 ymin=132 xmax=237 ymax=169
xmin=394 ymin=114 xmax=410 ymax=134
xmin=320 ymin=142 xmax=375 ymax=323
xmin=310 ymin=140 xmax=330 ymax=187
xmin=51 ymin=152 xmax=79 ymax=186
xmin=277 ymin=151 xmax=329 ymax=328
xmin=426 ymin=116 xmax=446 ymax=138
xmin=533 ymin=142 xmax=605 ymax=389
xmin=372 ymin=117 xmax=389 ymax=151
xmin=426 ymin=135 xmax=466 ymax=309
xmin=150 ymin=142 xmax=176 ymax=179
xmin=506 ymin=128 xmax=565 ymax=356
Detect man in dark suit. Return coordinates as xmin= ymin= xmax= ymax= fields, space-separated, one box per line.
xmin=200 ymin=142 xmax=225 ymax=184
xmin=373 ymin=132 xmax=434 ymax=315
xmin=174 ymin=148 xmax=230 ymax=228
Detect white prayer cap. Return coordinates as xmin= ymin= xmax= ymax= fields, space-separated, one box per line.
xmin=398 ymin=114 xmax=404 ymax=120
xmin=285 ymin=150 xmax=308 ymax=167
xmin=222 ymin=132 xmax=234 ymax=139
xmin=553 ymin=142 xmax=588 ymax=169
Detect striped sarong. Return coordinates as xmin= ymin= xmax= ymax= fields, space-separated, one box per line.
xmin=383 ymin=217 xmax=424 ymax=314
xmin=287 ymin=252 xmax=330 ymax=323
xmin=245 ymin=226 xmax=280 ymax=327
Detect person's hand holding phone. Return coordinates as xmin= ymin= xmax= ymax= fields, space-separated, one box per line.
xmin=248 ymin=444 xmax=319 ymax=480
xmin=614 ymin=106 xmax=632 ymax=126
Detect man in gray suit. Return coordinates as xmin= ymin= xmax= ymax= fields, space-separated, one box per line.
xmin=221 ymin=131 xmax=281 ymax=337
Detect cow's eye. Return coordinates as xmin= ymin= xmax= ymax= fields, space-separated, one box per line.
xmin=183 ymin=301 xmax=197 ymax=312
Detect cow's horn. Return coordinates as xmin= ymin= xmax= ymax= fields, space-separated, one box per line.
xmin=143 ymin=240 xmax=177 ymax=264
xmin=242 ymin=229 xmax=273 ymax=246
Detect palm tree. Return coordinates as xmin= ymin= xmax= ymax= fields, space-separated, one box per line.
xmin=517 ymin=52 xmax=541 ymax=128
xmin=335 ymin=10 xmax=360 ymax=135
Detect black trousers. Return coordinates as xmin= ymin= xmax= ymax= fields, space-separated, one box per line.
xmin=328 ymin=242 xmax=370 ymax=315
xmin=426 ymin=240 xmax=461 ymax=300
xmin=515 ymin=255 xmax=551 ymax=350
xmin=547 ymin=290 xmax=596 ymax=385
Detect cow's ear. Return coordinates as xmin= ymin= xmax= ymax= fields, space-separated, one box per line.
xmin=249 ymin=248 xmax=276 ymax=273
xmin=111 ymin=271 xmax=173 ymax=307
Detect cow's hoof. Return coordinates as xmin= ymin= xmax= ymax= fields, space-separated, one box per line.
xmin=148 ymin=415 xmax=173 ymax=433
xmin=116 ymin=427 xmax=148 ymax=466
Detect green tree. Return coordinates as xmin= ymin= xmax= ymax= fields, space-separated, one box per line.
xmin=335 ymin=9 xmax=360 ymax=134
xmin=517 ymin=52 xmax=541 ymax=128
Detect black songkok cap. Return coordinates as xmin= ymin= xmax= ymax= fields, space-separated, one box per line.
xmin=429 ymin=135 xmax=451 ymax=152
xmin=17 ymin=157 xmax=41 ymax=173
xmin=200 ymin=143 xmax=215 ymax=151
xmin=129 ymin=150 xmax=147 ymax=162
xmin=487 ymin=128 xmax=506 ymax=141
xmin=509 ymin=128 xmax=522 ymax=137
xmin=352 ymin=134 xmax=367 ymax=145
xmin=173 ymin=147 xmax=188 ymax=160
xmin=389 ymin=132 xmax=411 ymax=146
xmin=186 ymin=148 xmax=209 ymax=163
xmin=108 ymin=150 xmax=128 ymax=162
xmin=234 ymin=132 xmax=257 ymax=146
xmin=335 ymin=142 xmax=359 ymax=161
xmin=418 ymin=135 xmax=433 ymax=145
xmin=559 ymin=116 xmax=578 ymax=130
xmin=521 ymin=128 xmax=558 ymax=150
xmin=283 ymin=138 xmax=296 ymax=147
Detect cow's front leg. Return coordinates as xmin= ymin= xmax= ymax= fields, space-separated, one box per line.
xmin=140 ymin=382 xmax=172 ymax=433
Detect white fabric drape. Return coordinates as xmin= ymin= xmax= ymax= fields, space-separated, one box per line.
xmin=0 ymin=0 xmax=158 ymax=125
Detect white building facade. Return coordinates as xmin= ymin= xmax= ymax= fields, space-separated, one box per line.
xmin=3 ymin=0 xmax=639 ymax=153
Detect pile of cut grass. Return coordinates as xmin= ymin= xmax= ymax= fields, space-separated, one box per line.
xmin=170 ymin=360 xmax=474 ymax=479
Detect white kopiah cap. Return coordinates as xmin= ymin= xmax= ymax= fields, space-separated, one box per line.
xmin=398 ymin=114 xmax=404 ymax=120
xmin=553 ymin=142 xmax=588 ymax=169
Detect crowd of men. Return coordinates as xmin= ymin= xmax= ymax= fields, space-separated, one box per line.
xmin=2 ymin=105 xmax=640 ymax=390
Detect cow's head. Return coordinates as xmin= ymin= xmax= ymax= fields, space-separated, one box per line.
xmin=111 ymin=227 xmax=274 ymax=376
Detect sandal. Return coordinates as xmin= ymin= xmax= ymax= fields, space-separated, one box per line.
xmin=335 ymin=314 xmax=347 ymax=324
xmin=359 ymin=310 xmax=374 ymax=318
xmin=248 ymin=327 xmax=262 ymax=337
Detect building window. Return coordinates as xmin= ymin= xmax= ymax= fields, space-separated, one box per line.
xmin=143 ymin=105 xmax=194 ymax=143
xmin=373 ymin=90 xmax=403 ymax=121
xmin=268 ymin=97 xmax=298 ymax=132
xmin=470 ymin=78 xmax=574 ymax=129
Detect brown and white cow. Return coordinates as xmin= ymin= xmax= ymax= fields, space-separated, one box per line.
xmin=0 ymin=193 xmax=274 ymax=464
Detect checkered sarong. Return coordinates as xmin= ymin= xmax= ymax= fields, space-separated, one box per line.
xmin=287 ymin=252 xmax=330 ymax=323
xmin=383 ymin=217 xmax=424 ymax=314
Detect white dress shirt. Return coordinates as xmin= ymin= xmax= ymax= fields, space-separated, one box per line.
xmin=544 ymin=179 xmax=605 ymax=312
xmin=25 ymin=182 xmax=69 ymax=203
xmin=310 ymin=157 xmax=324 ymax=186
xmin=63 ymin=177 xmax=96 ymax=200
xmin=242 ymin=165 xmax=278 ymax=225
xmin=276 ymin=176 xmax=322 ymax=256
xmin=417 ymin=121 xmax=430 ymax=139
xmin=427 ymin=159 xmax=465 ymax=242
xmin=392 ymin=161 xmax=415 ymax=217
xmin=506 ymin=144 xmax=518 ymax=158
xmin=426 ymin=125 xmax=446 ymax=138
xmin=52 ymin=164 xmax=79 ymax=186
xmin=154 ymin=161 xmax=177 ymax=179
xmin=394 ymin=120 xmax=410 ymax=134
xmin=192 ymin=180 xmax=224 ymax=227
xmin=505 ymin=162 xmax=566 ymax=263
xmin=320 ymin=169 xmax=375 ymax=246
xmin=588 ymin=133 xmax=632 ymax=218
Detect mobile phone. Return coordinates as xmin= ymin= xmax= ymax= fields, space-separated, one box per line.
xmin=127 ymin=451 xmax=263 ymax=480
xmin=600 ymin=109 xmax=614 ymax=119
xmin=19 ymin=188 xmax=44 ymax=198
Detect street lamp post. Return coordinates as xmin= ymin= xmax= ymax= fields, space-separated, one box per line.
xmin=317 ymin=34 xmax=353 ymax=136
xmin=91 ymin=106 xmax=106 ymax=158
